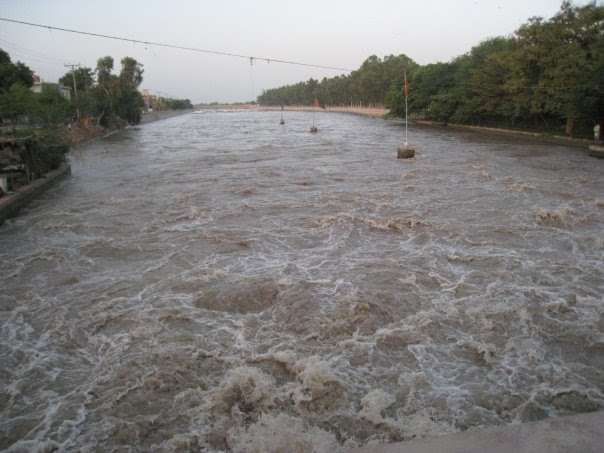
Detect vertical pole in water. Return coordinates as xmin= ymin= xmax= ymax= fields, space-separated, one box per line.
xmin=397 ymin=70 xmax=414 ymax=158
xmin=310 ymin=98 xmax=318 ymax=132
xmin=249 ymin=57 xmax=254 ymax=104
xmin=404 ymin=69 xmax=408 ymax=147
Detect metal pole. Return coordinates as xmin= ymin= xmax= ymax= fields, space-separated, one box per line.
xmin=404 ymin=69 xmax=408 ymax=147
xmin=405 ymin=93 xmax=408 ymax=147
xmin=65 ymin=63 xmax=80 ymax=121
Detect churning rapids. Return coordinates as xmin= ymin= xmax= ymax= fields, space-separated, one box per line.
xmin=1 ymin=110 xmax=603 ymax=451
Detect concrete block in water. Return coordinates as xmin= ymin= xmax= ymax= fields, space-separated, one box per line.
xmin=397 ymin=146 xmax=414 ymax=159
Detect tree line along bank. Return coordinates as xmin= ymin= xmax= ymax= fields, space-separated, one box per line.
xmin=258 ymin=2 xmax=603 ymax=139
xmin=0 ymin=52 xmax=192 ymax=194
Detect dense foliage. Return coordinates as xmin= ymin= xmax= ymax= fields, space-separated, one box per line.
xmin=85 ymin=56 xmax=145 ymax=127
xmin=259 ymin=2 xmax=604 ymax=137
xmin=0 ymin=51 xmax=147 ymax=128
xmin=14 ymin=129 xmax=70 ymax=182
xmin=0 ymin=50 xmax=70 ymax=182
xmin=0 ymin=49 xmax=33 ymax=92
xmin=258 ymin=54 xmax=418 ymax=107
xmin=155 ymin=97 xmax=194 ymax=110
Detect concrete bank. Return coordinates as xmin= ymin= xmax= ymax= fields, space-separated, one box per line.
xmin=0 ymin=162 xmax=70 ymax=225
xmin=588 ymin=144 xmax=604 ymax=157
xmin=139 ymin=109 xmax=193 ymax=124
xmin=258 ymin=105 xmax=390 ymax=118
xmin=355 ymin=411 xmax=604 ymax=453
xmin=258 ymin=105 xmax=599 ymax=149
xmin=413 ymin=119 xmax=595 ymax=149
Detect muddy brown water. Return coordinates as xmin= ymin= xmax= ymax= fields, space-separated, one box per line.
xmin=1 ymin=110 xmax=603 ymax=451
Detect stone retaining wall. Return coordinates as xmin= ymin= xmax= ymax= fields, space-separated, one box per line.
xmin=0 ymin=163 xmax=70 ymax=225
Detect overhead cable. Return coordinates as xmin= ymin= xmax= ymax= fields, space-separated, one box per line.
xmin=0 ymin=36 xmax=65 ymax=65
xmin=0 ymin=17 xmax=354 ymax=72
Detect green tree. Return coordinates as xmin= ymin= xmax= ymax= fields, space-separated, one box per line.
xmin=0 ymin=49 xmax=35 ymax=123
xmin=34 ymin=84 xmax=73 ymax=125
xmin=93 ymin=56 xmax=116 ymax=126
xmin=59 ymin=66 xmax=94 ymax=92
xmin=0 ymin=49 xmax=33 ymax=92
xmin=508 ymin=1 xmax=604 ymax=134
xmin=350 ymin=55 xmax=385 ymax=105
xmin=115 ymin=57 xmax=144 ymax=124
xmin=0 ymin=82 xmax=35 ymax=123
xmin=466 ymin=38 xmax=516 ymax=125
xmin=390 ymin=62 xmax=456 ymax=119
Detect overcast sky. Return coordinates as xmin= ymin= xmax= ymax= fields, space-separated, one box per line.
xmin=0 ymin=0 xmax=599 ymax=104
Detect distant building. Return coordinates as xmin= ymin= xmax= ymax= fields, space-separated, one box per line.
xmin=31 ymin=74 xmax=72 ymax=100
xmin=141 ymin=89 xmax=157 ymax=112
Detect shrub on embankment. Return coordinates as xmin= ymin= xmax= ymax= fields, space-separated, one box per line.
xmin=1 ymin=128 xmax=69 ymax=191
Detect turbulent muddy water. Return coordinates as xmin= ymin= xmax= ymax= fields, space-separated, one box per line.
xmin=1 ymin=111 xmax=603 ymax=451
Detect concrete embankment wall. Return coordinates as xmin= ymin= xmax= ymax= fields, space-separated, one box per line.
xmin=139 ymin=109 xmax=194 ymax=124
xmin=0 ymin=163 xmax=70 ymax=225
xmin=258 ymin=105 xmax=390 ymax=118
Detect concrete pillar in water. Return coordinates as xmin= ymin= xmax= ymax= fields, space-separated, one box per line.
xmin=397 ymin=145 xmax=414 ymax=158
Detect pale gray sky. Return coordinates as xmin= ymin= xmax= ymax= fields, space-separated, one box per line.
xmin=0 ymin=0 xmax=599 ymax=103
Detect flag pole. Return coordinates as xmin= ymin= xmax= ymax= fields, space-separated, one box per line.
xmin=397 ymin=69 xmax=414 ymax=158
xmin=404 ymin=69 xmax=408 ymax=147
xmin=310 ymin=98 xmax=318 ymax=132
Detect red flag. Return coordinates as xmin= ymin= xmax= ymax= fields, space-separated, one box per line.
xmin=313 ymin=98 xmax=320 ymax=107
xmin=404 ymin=70 xmax=409 ymax=98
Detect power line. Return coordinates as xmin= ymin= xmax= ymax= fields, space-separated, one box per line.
xmin=0 ymin=17 xmax=354 ymax=73
xmin=0 ymin=36 xmax=65 ymax=65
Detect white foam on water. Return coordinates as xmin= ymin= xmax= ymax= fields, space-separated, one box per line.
xmin=227 ymin=413 xmax=343 ymax=453
xmin=1 ymin=111 xmax=603 ymax=450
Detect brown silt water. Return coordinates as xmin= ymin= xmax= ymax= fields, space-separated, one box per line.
xmin=1 ymin=111 xmax=603 ymax=451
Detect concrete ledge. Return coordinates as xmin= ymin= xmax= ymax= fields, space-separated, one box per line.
xmin=355 ymin=411 xmax=604 ymax=453
xmin=0 ymin=162 xmax=70 ymax=225
xmin=588 ymin=145 xmax=604 ymax=158
xmin=139 ymin=109 xmax=193 ymax=124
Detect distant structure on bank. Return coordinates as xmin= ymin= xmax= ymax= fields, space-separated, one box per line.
xmin=30 ymin=75 xmax=71 ymax=100
xmin=141 ymin=89 xmax=158 ymax=112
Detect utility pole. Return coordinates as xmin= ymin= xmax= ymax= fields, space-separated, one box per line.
xmin=64 ymin=63 xmax=80 ymax=121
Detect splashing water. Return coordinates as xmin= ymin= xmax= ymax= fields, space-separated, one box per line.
xmin=1 ymin=111 xmax=603 ymax=451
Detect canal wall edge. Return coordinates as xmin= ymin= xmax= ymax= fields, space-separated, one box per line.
xmin=0 ymin=162 xmax=71 ymax=225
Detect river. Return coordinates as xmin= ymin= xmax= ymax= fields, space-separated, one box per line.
xmin=1 ymin=110 xmax=603 ymax=451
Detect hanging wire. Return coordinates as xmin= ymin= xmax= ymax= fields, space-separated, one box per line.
xmin=0 ymin=37 xmax=65 ymax=65
xmin=249 ymin=57 xmax=255 ymax=102
xmin=0 ymin=17 xmax=354 ymax=72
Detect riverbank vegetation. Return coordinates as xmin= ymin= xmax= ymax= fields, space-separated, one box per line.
xmin=0 ymin=51 xmax=146 ymax=128
xmin=3 ymin=52 xmax=192 ymax=127
xmin=154 ymin=97 xmax=194 ymax=110
xmin=258 ymin=1 xmax=603 ymax=138
xmin=0 ymin=49 xmax=73 ymax=191
xmin=0 ymin=49 xmax=194 ymax=192
xmin=0 ymin=130 xmax=69 ymax=189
